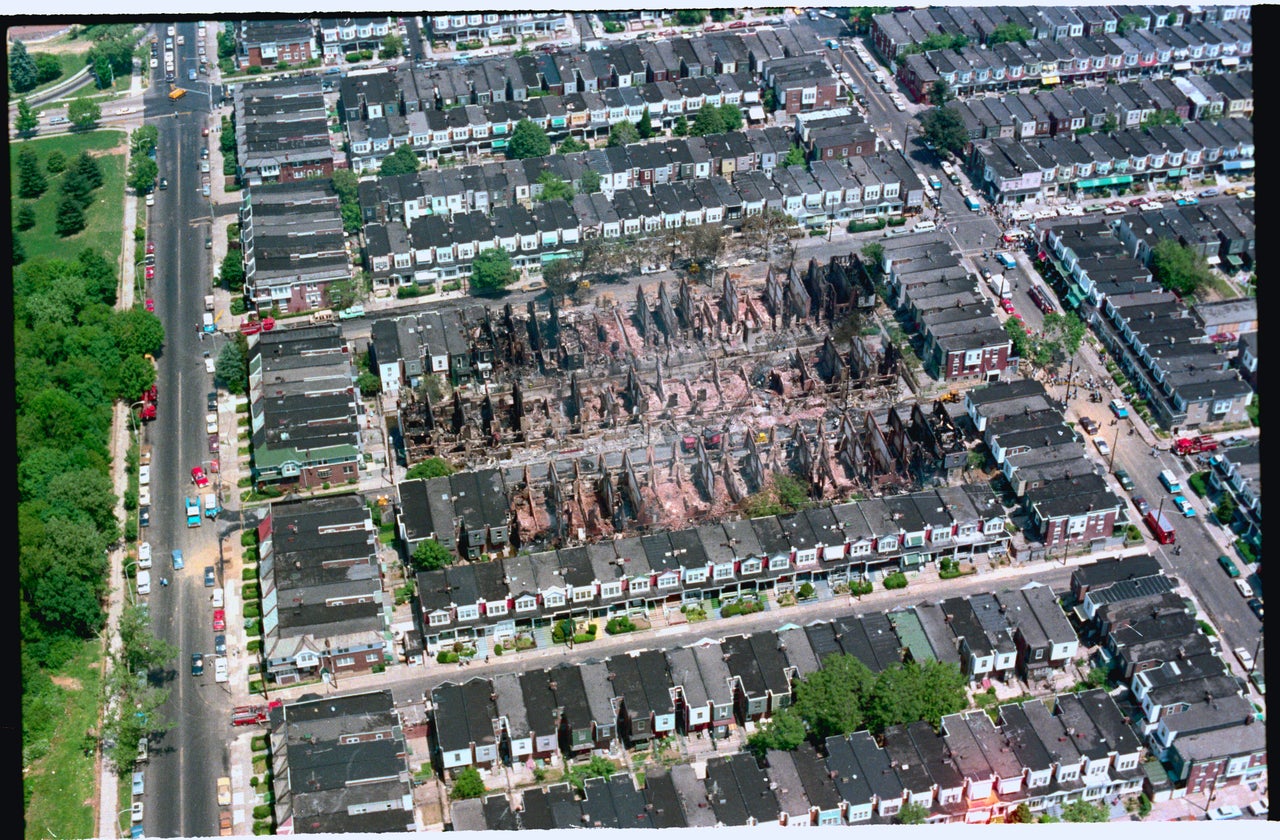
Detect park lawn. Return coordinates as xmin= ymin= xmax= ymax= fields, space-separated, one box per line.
xmin=11 ymin=129 xmax=127 ymax=268
xmin=23 ymin=638 xmax=104 ymax=840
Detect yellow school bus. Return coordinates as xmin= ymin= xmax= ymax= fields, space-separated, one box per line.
xmin=168 ymin=87 xmax=186 ymax=101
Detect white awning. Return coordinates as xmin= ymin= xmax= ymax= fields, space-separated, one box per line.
xmin=1221 ymin=56 xmax=1240 ymax=66
xmin=1173 ymin=61 xmax=1193 ymax=71
xmin=748 ymin=105 xmax=766 ymax=121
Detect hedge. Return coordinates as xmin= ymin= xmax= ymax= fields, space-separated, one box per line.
xmin=243 ymin=602 xmax=261 ymax=618
xmin=882 ymin=572 xmax=909 ymax=590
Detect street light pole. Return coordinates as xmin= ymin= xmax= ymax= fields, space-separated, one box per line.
xmin=1109 ymin=421 xmax=1121 ymax=473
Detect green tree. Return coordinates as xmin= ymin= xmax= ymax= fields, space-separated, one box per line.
xmin=718 ymin=104 xmax=743 ymax=132
xmin=672 ymin=115 xmax=689 ymax=136
xmin=356 ymin=372 xmax=381 ymax=396
xmin=1141 ymin=109 xmax=1182 ymax=129
xmin=1007 ymin=803 xmax=1033 ymax=824
xmin=67 ymin=97 xmax=102 ymax=129
xmin=411 ymin=538 xmax=453 ymax=571
xmin=70 ymin=151 xmax=103 ymax=191
xmin=865 ymin=660 xmax=967 ymax=731
xmin=215 ymin=338 xmax=247 ymax=394
xmin=636 ymin=108 xmax=655 ymax=139
xmin=33 ymin=52 xmax=62 ymax=85
xmin=378 ymin=144 xmax=421 ymax=176
xmin=14 ymin=233 xmax=26 ymax=265
xmin=579 ymin=168 xmax=602 ymax=194
xmin=564 ymin=756 xmax=617 ymax=791
xmin=128 ymin=155 xmax=159 ymax=194
xmin=9 ymin=39 xmax=38 ymax=92
xmin=94 ymin=55 xmax=113 ymax=89
xmin=709 ymin=9 xmax=734 ymax=22
xmin=405 ymin=457 xmax=455 ymax=480
xmin=860 ymin=242 xmax=885 ymax=272
xmin=45 ymin=149 xmax=67 ymax=173
xmin=920 ymin=106 xmax=967 ymax=157
xmin=762 ymin=88 xmax=778 ymax=113
xmin=130 ymin=124 xmax=159 ymax=157
xmin=690 ymin=103 xmax=727 ymax=137
xmin=118 ymin=604 xmax=178 ymax=674
xmin=1117 ymin=13 xmax=1144 ymax=35
xmin=1149 ymin=239 xmax=1211 ymax=297
xmin=846 ymin=7 xmax=890 ymax=34
xmin=542 ymin=257 xmax=578 ymax=302
xmin=16 ymin=96 xmax=38 ymax=133
xmin=32 ymin=561 xmax=104 ymax=637
xmin=793 ymin=654 xmax=876 ymax=739
xmin=673 ymin=10 xmax=707 ymax=26
xmin=783 ymin=144 xmax=807 ymax=168
xmin=55 ymin=194 xmax=86 ymax=237
xmin=469 ymin=248 xmax=516 ymax=295
xmin=331 ymin=168 xmax=363 ymax=234
xmin=218 ymin=29 xmax=236 ymax=59
xmin=897 ymin=802 xmax=929 ymax=824
xmin=929 ymin=79 xmax=952 ymax=106
xmin=1042 ymin=311 xmax=1086 ymax=357
xmin=17 ymin=146 xmax=47 ymax=198
xmin=1214 ymin=496 xmax=1236 ymax=525
xmin=219 ymin=251 xmax=245 ymax=288
xmin=507 ymin=118 xmax=551 ymax=159
xmin=380 ymin=33 xmax=404 ymax=59
xmin=16 ymin=203 xmax=37 ymax=231
xmin=557 ymin=135 xmax=588 ymax=154
xmin=536 ymin=170 xmax=574 ymax=203
xmin=987 ymin=23 xmax=1032 ymax=45
xmin=1061 ymin=799 xmax=1109 ymax=822
xmin=746 ymin=707 xmax=806 ymax=756
xmin=451 ymin=767 xmax=486 ymax=800
xmin=607 ymin=119 xmax=639 ymax=148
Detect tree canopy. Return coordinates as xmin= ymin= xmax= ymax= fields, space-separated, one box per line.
xmin=9 ymin=40 xmax=39 ymax=92
xmin=987 ymin=23 xmax=1031 ymax=45
xmin=405 ymin=457 xmax=455 ymax=480
xmin=17 ymin=146 xmax=47 ymax=198
xmin=1149 ymin=239 xmax=1211 ymax=297
xmin=920 ymin=106 xmax=967 ymax=157
xmin=67 ymin=97 xmax=102 ymax=129
xmin=451 ymin=767 xmax=486 ymax=800
xmin=469 ymin=247 xmax=516 ymax=295
xmin=783 ymin=144 xmax=807 ymax=168
xmin=607 ymin=119 xmax=639 ymax=148
xmin=508 ymin=118 xmax=550 ymax=159
xmin=379 ymin=144 xmax=421 ymax=177
xmin=535 ymin=170 xmax=574 ymax=203
xmin=127 ymin=155 xmax=158 ymax=194
xmin=557 ymin=135 xmax=588 ymax=154
xmin=411 ymin=539 xmax=453 ymax=572
xmin=16 ymin=97 xmax=38 ymax=133
xmin=1061 ymin=799 xmax=1110 ymax=822
xmin=746 ymin=707 xmax=806 ymax=756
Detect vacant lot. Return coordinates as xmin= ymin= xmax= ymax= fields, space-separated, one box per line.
xmin=11 ymin=129 xmax=126 ymax=267
xmin=23 ymin=638 xmax=103 ymax=840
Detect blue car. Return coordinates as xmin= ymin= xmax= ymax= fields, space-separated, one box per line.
xmin=1173 ymin=495 xmax=1197 ymax=517
xmin=171 ymin=549 xmax=184 ymax=570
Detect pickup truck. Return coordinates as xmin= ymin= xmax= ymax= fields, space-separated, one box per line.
xmin=186 ymin=496 xmax=202 ymax=527
xmin=204 ymin=492 xmax=221 ymax=519
xmin=338 ymin=304 xmax=365 ymax=320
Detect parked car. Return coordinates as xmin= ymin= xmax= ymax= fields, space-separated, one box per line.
xmin=214 ymin=656 xmax=228 ymax=683
xmin=1093 ymin=437 xmax=1110 ymax=457
xmin=146 ymin=241 xmax=155 ymax=254
xmin=212 ymin=609 xmax=226 ymax=632
xmin=204 ymin=566 xmax=216 ymax=587
xmin=1200 ymin=187 xmax=1220 ymax=197
xmin=192 ymin=466 xmax=209 ymax=487
xmin=205 ymin=412 xmax=218 ymax=434
xmin=1001 ymin=298 xmax=1016 ymax=314
xmin=139 ymin=505 xmax=150 ymax=528
xmin=132 ymin=771 xmax=145 ymax=797
xmin=1104 ymin=204 xmax=1126 ymax=215
xmin=1114 ymin=468 xmax=1134 ymax=491
xmin=1217 ymin=555 xmax=1241 ymax=578
xmin=131 ymin=802 xmax=145 ymax=823
xmin=214 ymin=634 xmax=227 ymax=655
xmin=1173 ymin=495 xmax=1196 ymax=517
xmin=1247 ymin=597 xmax=1264 ymax=621
xmin=217 ymin=776 xmax=232 ymax=806
xmin=1207 ymin=806 xmax=1243 ymax=820
xmin=192 ymin=652 xmax=204 ymax=676
xmin=145 ymin=298 xmax=155 ymax=312
xmin=1234 ymin=646 xmax=1255 ymax=670
xmin=1133 ymin=496 xmax=1151 ymax=516
xmin=1109 ymin=398 xmax=1128 ymax=419
xmin=171 ymin=549 xmax=184 ymax=570
xmin=207 ymin=391 xmax=218 ymax=412
xmin=137 ymin=542 xmax=152 ymax=569
xmin=1235 ymin=579 xmax=1255 ymax=598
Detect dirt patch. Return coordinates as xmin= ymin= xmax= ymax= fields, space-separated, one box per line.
xmin=52 ymin=674 xmax=83 ymax=691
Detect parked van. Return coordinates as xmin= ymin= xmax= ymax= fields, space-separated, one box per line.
xmin=1010 ymin=209 xmax=1034 ymax=222
xmin=1158 ymin=469 xmax=1182 ymax=493
xmin=137 ymin=570 xmax=152 ymax=596
xmin=913 ymin=220 xmax=937 ymax=233
xmin=202 ymin=312 xmax=216 ymax=333
xmin=309 ymin=309 xmax=336 ymax=324
xmin=211 ymin=588 xmax=224 ymax=609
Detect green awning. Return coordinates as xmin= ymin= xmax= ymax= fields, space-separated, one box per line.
xmin=1165 ymin=168 xmax=1186 ymax=177
xmin=1076 ymin=174 xmax=1134 ymax=188
xmin=1226 ymin=254 xmax=1244 ymax=268
xmin=1065 ymin=288 xmax=1085 ymax=310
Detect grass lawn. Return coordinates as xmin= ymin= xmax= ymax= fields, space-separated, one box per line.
xmin=20 ymin=48 xmax=92 ymax=98
xmin=23 ymin=639 xmax=104 ymax=840
xmin=11 ymin=129 xmax=127 ymax=267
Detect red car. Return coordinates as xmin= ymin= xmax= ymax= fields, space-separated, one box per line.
xmin=212 ymin=609 xmax=226 ymax=631
xmin=191 ymin=466 xmax=209 ymax=488
xmin=1128 ymin=197 xmax=1147 ymax=207
xmin=145 ymin=299 xmax=155 ymax=312
xmin=1001 ymin=298 xmax=1016 ymax=314
xmin=145 ymin=265 xmax=155 ymax=280
xmin=146 ymin=241 xmax=156 ymax=254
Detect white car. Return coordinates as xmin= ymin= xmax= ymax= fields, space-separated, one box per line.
xmin=890 ymin=138 xmax=902 ymax=151
xmin=1092 ymin=437 xmax=1110 ymax=457
xmin=138 ymin=542 xmax=153 ymax=570
xmin=893 ymin=98 xmax=906 ymax=111
xmin=1139 ymin=201 xmax=1164 ymax=211
xmin=1234 ymin=646 xmax=1255 ymax=670
xmin=138 ymin=487 xmax=152 ymax=508
xmin=205 ymin=413 xmax=219 ymax=434
xmin=204 ymin=351 xmax=215 ymax=374
xmin=1235 ymin=579 xmax=1255 ymax=598
xmin=139 ymin=465 xmax=151 ymax=485
xmin=212 ymin=587 xmax=224 ymax=608
xmin=136 ymin=570 xmax=151 ymax=596
xmin=131 ymin=802 xmax=145 ymax=823
xmin=214 ymin=656 xmax=228 ymax=683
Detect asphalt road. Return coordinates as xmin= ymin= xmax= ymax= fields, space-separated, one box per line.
xmin=137 ymin=20 xmax=230 ymax=840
